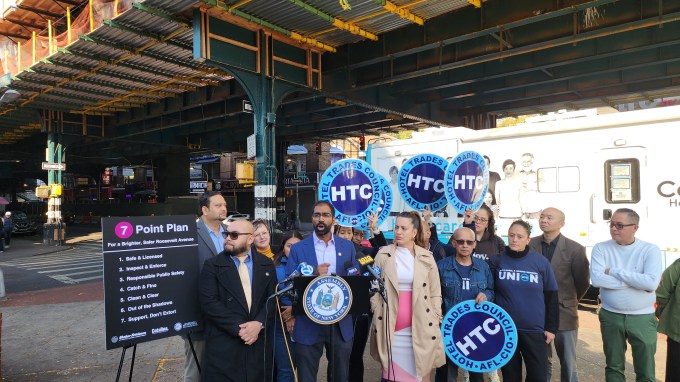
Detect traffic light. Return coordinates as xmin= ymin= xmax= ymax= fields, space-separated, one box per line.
xmin=359 ymin=136 xmax=365 ymax=150
xmin=315 ymin=142 xmax=321 ymax=155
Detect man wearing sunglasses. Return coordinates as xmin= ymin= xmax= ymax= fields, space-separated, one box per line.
xmin=529 ymin=207 xmax=589 ymax=382
xmin=590 ymin=208 xmax=662 ymax=382
xmin=183 ymin=191 xmax=228 ymax=382
xmin=436 ymin=227 xmax=495 ymax=382
xmin=199 ymin=219 xmax=277 ymax=381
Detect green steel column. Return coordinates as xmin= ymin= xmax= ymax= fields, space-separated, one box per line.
xmin=253 ymin=30 xmax=277 ymax=228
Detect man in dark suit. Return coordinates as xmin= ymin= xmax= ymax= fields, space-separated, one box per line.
xmin=529 ymin=207 xmax=590 ymax=382
xmin=199 ymin=219 xmax=277 ymax=381
xmin=184 ymin=191 xmax=227 ymax=382
xmin=285 ymin=200 xmax=359 ymax=382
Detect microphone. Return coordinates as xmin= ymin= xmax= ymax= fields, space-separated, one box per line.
xmin=280 ymin=262 xmax=311 ymax=284
xmin=356 ymin=255 xmax=385 ymax=287
xmin=267 ymin=283 xmax=295 ymax=299
xmin=366 ymin=264 xmax=385 ymax=287
xmin=344 ymin=260 xmax=359 ymax=276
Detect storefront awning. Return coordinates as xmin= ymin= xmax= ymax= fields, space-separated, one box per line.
xmin=287 ymin=145 xmax=308 ymax=155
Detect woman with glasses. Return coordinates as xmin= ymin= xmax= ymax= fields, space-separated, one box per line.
xmin=370 ymin=211 xmax=445 ymax=382
xmin=449 ymin=205 xmax=504 ymax=271
xmin=495 ymin=220 xmax=559 ymax=382
xmin=272 ymin=230 xmax=303 ymax=382
xmin=252 ymin=218 xmax=275 ymax=261
xmin=436 ymin=227 xmax=494 ymax=382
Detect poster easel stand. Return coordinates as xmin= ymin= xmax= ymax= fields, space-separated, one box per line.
xmin=115 ymin=343 xmax=137 ymax=382
xmin=187 ymin=334 xmax=201 ymax=374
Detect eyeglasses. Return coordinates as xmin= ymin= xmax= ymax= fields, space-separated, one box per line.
xmin=608 ymin=221 xmax=636 ymax=230
xmin=454 ymin=239 xmax=476 ymax=246
xmin=473 ymin=216 xmax=488 ymax=223
xmin=222 ymin=231 xmax=252 ymax=240
xmin=312 ymin=212 xmax=333 ymax=219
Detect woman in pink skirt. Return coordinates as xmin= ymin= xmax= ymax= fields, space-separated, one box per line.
xmin=370 ymin=211 xmax=445 ymax=381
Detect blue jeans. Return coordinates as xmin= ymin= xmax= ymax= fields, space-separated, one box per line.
xmin=274 ymin=315 xmax=296 ymax=382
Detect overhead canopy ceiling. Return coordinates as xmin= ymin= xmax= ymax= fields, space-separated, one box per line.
xmin=0 ymin=0 xmax=678 ymax=174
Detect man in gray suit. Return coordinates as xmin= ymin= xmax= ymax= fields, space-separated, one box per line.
xmin=529 ymin=207 xmax=589 ymax=382
xmin=184 ymin=191 xmax=228 ymax=382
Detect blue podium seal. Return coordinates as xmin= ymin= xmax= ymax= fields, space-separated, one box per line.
xmin=444 ymin=150 xmax=489 ymax=214
xmin=441 ymin=301 xmax=517 ymax=372
xmin=397 ymin=153 xmax=448 ymax=211
xmin=319 ymin=159 xmax=382 ymax=228
xmin=303 ymin=275 xmax=353 ymax=325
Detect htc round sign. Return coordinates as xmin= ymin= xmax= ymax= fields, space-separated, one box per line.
xmin=319 ymin=159 xmax=382 ymax=228
xmin=441 ymin=301 xmax=517 ymax=372
xmin=444 ymin=151 xmax=489 ymax=214
xmin=357 ymin=172 xmax=392 ymax=231
xmin=398 ymin=154 xmax=448 ymax=211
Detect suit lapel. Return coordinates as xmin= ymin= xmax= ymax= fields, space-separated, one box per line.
xmin=552 ymin=235 xmax=567 ymax=268
xmin=197 ymin=219 xmax=219 ymax=257
xmin=250 ymin=252 xmax=272 ymax=315
xmin=381 ymin=246 xmax=399 ymax=299
xmin=215 ymin=254 xmax=250 ymax=313
xmin=304 ymin=237 xmax=319 ymax=267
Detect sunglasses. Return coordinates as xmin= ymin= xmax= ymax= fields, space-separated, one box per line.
xmin=608 ymin=221 xmax=636 ymax=230
xmin=222 ymin=231 xmax=252 ymax=240
xmin=454 ymin=239 xmax=475 ymax=246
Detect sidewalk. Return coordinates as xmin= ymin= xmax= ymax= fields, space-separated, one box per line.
xmin=0 ymin=230 xmax=669 ymax=381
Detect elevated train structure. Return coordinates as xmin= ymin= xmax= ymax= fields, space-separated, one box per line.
xmin=0 ymin=0 xmax=677 ymax=225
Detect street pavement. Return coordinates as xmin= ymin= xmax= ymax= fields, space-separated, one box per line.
xmin=0 ymin=226 xmax=669 ymax=381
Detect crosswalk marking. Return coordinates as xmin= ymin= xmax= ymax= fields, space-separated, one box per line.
xmin=0 ymin=242 xmax=103 ymax=285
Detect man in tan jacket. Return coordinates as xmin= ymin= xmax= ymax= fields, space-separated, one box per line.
xmin=529 ymin=207 xmax=589 ymax=382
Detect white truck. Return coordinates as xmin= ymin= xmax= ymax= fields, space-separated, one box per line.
xmin=367 ymin=105 xmax=680 ymax=271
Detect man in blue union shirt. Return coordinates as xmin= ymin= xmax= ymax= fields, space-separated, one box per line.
xmin=437 ymin=227 xmax=495 ymax=382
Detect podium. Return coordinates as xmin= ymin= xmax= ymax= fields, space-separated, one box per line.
xmin=291 ymin=276 xmax=372 ymax=318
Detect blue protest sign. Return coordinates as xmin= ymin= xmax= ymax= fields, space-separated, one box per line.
xmin=397 ymin=154 xmax=448 ymax=211
xmin=441 ymin=301 xmax=517 ymax=372
xmin=356 ymin=172 xmax=392 ymax=231
xmin=319 ymin=159 xmax=382 ymax=228
xmin=444 ymin=150 xmax=489 ymax=214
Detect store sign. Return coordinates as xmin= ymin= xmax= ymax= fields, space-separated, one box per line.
xmin=189 ymin=181 xmax=208 ymax=194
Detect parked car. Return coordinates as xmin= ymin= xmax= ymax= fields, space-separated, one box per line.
xmin=224 ymin=212 xmax=250 ymax=226
xmin=9 ymin=211 xmax=37 ymax=235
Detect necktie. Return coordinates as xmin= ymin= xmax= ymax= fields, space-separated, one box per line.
xmin=238 ymin=256 xmax=252 ymax=311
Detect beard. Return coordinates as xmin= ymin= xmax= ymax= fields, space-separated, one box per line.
xmin=225 ymin=241 xmax=249 ymax=256
xmin=314 ymin=222 xmax=331 ymax=236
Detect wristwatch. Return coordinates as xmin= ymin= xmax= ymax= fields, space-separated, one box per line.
xmin=259 ymin=322 xmax=264 ymax=331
